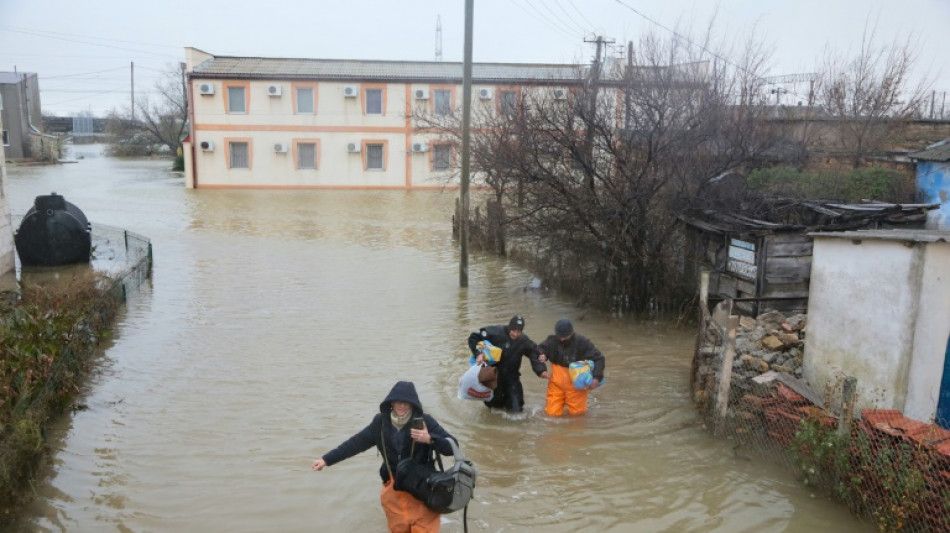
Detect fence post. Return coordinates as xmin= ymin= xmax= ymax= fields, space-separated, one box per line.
xmin=691 ymin=271 xmax=711 ymax=392
xmin=715 ymin=315 xmax=739 ymax=436
xmin=837 ymin=376 xmax=857 ymax=436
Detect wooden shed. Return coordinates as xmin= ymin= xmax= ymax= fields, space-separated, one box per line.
xmin=682 ymin=200 xmax=937 ymax=316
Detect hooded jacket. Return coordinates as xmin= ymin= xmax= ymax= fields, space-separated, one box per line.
xmin=467 ymin=325 xmax=546 ymax=379
xmin=321 ymin=381 xmax=456 ymax=483
xmin=538 ymin=332 xmax=605 ymax=380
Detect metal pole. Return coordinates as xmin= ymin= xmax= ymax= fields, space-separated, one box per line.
xmin=459 ymin=0 xmax=474 ymax=288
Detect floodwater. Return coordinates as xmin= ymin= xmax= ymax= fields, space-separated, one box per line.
xmin=4 ymin=146 xmax=872 ymax=532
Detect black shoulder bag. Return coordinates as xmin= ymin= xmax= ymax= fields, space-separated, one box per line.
xmin=381 ymin=429 xmax=477 ymax=515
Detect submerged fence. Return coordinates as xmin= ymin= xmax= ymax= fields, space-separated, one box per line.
xmin=0 ymin=221 xmax=152 ymax=521
xmin=691 ymin=272 xmax=950 ymax=533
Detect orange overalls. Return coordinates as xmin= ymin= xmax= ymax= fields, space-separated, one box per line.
xmin=545 ymin=363 xmax=590 ymax=416
xmin=380 ymin=479 xmax=441 ymax=532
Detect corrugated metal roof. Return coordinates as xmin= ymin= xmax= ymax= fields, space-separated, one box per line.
xmin=191 ymin=56 xmax=588 ymax=83
xmin=909 ymin=139 xmax=950 ymax=162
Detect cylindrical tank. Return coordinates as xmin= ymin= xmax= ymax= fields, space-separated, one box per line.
xmin=14 ymin=193 xmax=92 ymax=266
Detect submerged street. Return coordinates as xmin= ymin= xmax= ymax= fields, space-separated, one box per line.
xmin=5 ymin=147 xmax=872 ymax=532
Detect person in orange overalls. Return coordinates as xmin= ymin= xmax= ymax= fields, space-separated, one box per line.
xmin=312 ymin=381 xmax=456 ymax=532
xmin=537 ymin=318 xmax=605 ymax=416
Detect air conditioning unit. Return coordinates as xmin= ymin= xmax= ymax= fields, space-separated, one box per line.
xmin=267 ymin=84 xmax=282 ymax=96
xmin=414 ymin=88 xmax=429 ymax=100
xmin=478 ymin=88 xmax=494 ymax=100
xmin=274 ymin=142 xmax=288 ymax=153
xmin=198 ymin=82 xmax=215 ymax=95
xmin=343 ymin=85 xmax=358 ymax=98
xmin=411 ymin=142 xmax=427 ymax=153
xmin=199 ymin=140 xmax=214 ymax=151
xmin=553 ymin=88 xmax=568 ymax=100
xmin=346 ymin=142 xmax=361 ymax=153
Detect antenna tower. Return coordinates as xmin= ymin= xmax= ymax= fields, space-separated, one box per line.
xmin=435 ymin=15 xmax=443 ymax=62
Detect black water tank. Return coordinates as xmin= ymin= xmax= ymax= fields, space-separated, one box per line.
xmin=14 ymin=193 xmax=92 ymax=266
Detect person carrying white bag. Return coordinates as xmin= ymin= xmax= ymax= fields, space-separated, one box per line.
xmin=458 ymin=363 xmax=497 ymax=401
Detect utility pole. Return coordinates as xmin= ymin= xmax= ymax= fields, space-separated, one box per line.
xmin=583 ymin=35 xmax=612 ymax=190
xmin=459 ymin=0 xmax=473 ymax=288
xmin=624 ymin=41 xmax=633 ymax=130
xmin=131 ymin=61 xmax=135 ymax=122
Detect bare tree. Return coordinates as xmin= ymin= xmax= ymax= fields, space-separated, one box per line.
xmin=106 ymin=63 xmax=188 ymax=156
xmin=419 ymin=26 xmax=787 ymax=313
xmin=812 ymin=23 xmax=930 ymax=166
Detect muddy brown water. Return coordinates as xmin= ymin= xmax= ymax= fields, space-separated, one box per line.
xmin=4 ymin=146 xmax=872 ymax=532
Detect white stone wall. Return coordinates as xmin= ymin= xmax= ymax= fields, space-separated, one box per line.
xmin=804 ymin=235 xmax=950 ymax=422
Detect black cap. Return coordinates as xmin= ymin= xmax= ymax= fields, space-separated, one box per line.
xmin=508 ymin=315 xmax=525 ymax=331
xmin=555 ymin=318 xmax=574 ymax=337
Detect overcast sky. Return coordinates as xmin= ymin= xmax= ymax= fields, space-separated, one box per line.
xmin=2 ymin=0 xmax=948 ymax=117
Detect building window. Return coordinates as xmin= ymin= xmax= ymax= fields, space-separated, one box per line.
xmin=499 ymin=90 xmax=518 ymax=116
xmin=365 ymin=143 xmax=384 ymax=170
xmin=434 ymin=89 xmax=452 ymax=116
xmin=296 ymin=87 xmax=315 ymax=114
xmin=365 ymin=88 xmax=383 ymax=115
xmin=297 ymin=142 xmax=317 ymax=169
xmin=229 ymin=141 xmax=249 ymax=168
xmin=1 ymin=130 xmax=8 ymax=146
xmin=432 ymin=144 xmax=451 ymax=170
xmin=227 ymin=86 xmax=247 ymax=114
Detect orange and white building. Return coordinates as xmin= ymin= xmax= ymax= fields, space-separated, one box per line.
xmin=183 ymin=47 xmax=585 ymax=189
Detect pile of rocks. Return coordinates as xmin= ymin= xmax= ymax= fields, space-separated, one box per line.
xmin=733 ymin=310 xmax=807 ymax=380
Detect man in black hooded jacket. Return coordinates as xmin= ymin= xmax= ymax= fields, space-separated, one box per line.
xmin=312 ymin=381 xmax=456 ymax=531
xmin=467 ymin=315 xmax=547 ymax=412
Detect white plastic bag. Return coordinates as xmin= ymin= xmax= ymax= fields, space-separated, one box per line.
xmin=458 ymin=364 xmax=494 ymax=401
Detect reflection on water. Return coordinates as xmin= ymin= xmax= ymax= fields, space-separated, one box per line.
xmin=4 ymin=147 xmax=872 ymax=532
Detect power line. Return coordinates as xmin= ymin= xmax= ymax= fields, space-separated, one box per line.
xmin=0 ymin=25 xmax=180 ymax=60
xmin=512 ymin=0 xmax=581 ymax=41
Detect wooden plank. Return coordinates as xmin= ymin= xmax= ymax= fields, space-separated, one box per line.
xmin=760 ymin=282 xmax=810 ymax=298
xmin=766 ymin=240 xmax=813 ymax=257
xmin=736 ymin=278 xmax=756 ymax=295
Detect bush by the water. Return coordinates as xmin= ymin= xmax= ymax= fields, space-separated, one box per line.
xmin=0 ymin=272 xmax=119 ymax=523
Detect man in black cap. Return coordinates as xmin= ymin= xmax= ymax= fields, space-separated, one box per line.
xmin=467 ymin=316 xmax=547 ymax=412
xmin=537 ymin=318 xmax=605 ymax=416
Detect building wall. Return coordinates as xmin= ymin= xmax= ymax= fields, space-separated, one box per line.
xmin=0 ymin=83 xmax=26 ymax=159
xmin=917 ymin=161 xmax=949 ymax=229
xmin=904 ymin=242 xmax=950 ymax=421
xmin=190 ymin=79 xmax=480 ymax=189
xmin=805 ymin=236 xmax=950 ymax=422
xmin=0 ymin=109 xmax=14 ymax=280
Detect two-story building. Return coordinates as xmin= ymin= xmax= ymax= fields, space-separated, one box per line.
xmin=183 ymin=47 xmax=590 ymax=189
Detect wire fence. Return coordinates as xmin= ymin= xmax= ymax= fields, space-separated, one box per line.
xmin=0 ymin=221 xmax=152 ymax=520
xmin=691 ymin=273 xmax=950 ymax=533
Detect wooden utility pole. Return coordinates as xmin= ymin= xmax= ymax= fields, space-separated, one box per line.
xmin=131 ymin=61 xmax=135 ymax=122
xmin=459 ymin=0 xmax=473 ymax=288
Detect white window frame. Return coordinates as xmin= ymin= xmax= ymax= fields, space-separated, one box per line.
xmin=365 ymin=143 xmax=384 ymax=170
xmin=227 ymin=86 xmax=246 ymax=114
xmin=432 ymin=144 xmax=451 ymax=170
xmin=296 ymin=87 xmax=314 ymax=114
xmin=229 ymin=141 xmax=249 ymax=169
xmin=365 ymin=89 xmax=383 ymax=115
xmin=499 ymin=90 xmax=517 ymax=116
xmin=297 ymin=142 xmax=317 ymax=169
xmin=434 ymin=89 xmax=452 ymax=116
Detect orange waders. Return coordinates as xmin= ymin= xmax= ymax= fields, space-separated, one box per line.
xmin=380 ymin=479 xmax=441 ymax=533
xmin=545 ymin=363 xmax=589 ymax=416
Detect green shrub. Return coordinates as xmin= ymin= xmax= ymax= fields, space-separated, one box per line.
xmin=747 ymin=166 xmax=909 ymax=202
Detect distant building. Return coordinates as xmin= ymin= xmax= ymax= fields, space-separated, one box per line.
xmin=0 ymin=71 xmax=43 ymax=159
xmin=184 ymin=47 xmax=681 ymax=189
xmin=0 ymin=109 xmax=14 ymax=281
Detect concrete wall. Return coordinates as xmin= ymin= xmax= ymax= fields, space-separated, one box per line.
xmin=917 ymin=161 xmax=949 ymax=229
xmin=805 ymin=234 xmax=950 ymax=422
xmin=0 ymin=110 xmax=15 ymax=281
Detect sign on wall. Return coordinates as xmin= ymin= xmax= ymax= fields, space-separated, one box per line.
xmin=727 ymin=238 xmax=757 ymax=279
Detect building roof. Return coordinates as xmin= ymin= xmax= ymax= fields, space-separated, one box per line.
xmin=0 ymin=72 xmax=34 ymax=84
xmin=809 ymin=228 xmax=950 ymax=243
xmin=191 ymin=56 xmax=589 ymax=84
xmin=682 ymin=200 xmax=939 ymax=236
xmin=908 ymin=139 xmax=950 ymax=162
